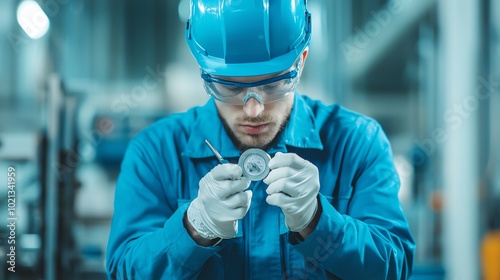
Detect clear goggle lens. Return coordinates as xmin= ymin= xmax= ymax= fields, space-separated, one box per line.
xmin=200 ymin=61 xmax=301 ymax=105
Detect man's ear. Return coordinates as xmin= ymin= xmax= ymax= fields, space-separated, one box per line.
xmin=299 ymin=47 xmax=309 ymax=75
xmin=301 ymin=47 xmax=309 ymax=65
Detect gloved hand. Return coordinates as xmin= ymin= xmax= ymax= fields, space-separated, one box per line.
xmin=187 ymin=164 xmax=252 ymax=239
xmin=264 ymin=152 xmax=320 ymax=232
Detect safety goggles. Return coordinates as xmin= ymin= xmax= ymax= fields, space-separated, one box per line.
xmin=200 ymin=61 xmax=302 ymax=105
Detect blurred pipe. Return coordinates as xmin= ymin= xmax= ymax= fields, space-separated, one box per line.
xmin=415 ymin=22 xmax=438 ymax=263
xmin=438 ymin=0 xmax=480 ymax=279
xmin=327 ymin=0 xmax=351 ymax=104
xmin=300 ymin=0 xmax=351 ymax=104
xmin=346 ymin=0 xmax=436 ymax=81
xmin=45 ymin=74 xmax=63 ymax=280
xmin=491 ymin=0 xmax=500 ymax=195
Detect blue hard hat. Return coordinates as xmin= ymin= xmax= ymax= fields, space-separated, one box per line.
xmin=185 ymin=0 xmax=312 ymax=77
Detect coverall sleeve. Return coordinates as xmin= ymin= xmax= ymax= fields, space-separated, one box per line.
xmin=106 ymin=135 xmax=219 ymax=279
xmin=291 ymin=124 xmax=415 ymax=279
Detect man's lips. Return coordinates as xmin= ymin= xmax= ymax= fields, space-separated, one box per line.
xmin=240 ymin=123 xmax=269 ymax=134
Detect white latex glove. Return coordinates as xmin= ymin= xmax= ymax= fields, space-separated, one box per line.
xmin=264 ymin=152 xmax=320 ymax=232
xmin=187 ymin=164 xmax=252 ymax=239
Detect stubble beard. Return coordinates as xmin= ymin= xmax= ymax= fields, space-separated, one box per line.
xmin=220 ymin=111 xmax=292 ymax=152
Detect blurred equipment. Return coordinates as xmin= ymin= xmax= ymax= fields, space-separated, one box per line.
xmin=481 ymin=231 xmax=500 ymax=279
xmin=41 ymin=74 xmax=81 ymax=280
xmin=481 ymin=194 xmax=500 ymax=280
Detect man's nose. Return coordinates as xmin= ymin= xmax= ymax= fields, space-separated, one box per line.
xmin=243 ymin=97 xmax=265 ymax=118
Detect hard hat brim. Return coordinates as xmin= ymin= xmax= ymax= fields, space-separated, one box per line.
xmin=187 ymin=37 xmax=310 ymax=77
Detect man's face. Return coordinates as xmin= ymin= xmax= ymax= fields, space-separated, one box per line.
xmin=215 ymin=88 xmax=294 ymax=152
xmin=211 ymin=49 xmax=307 ymax=151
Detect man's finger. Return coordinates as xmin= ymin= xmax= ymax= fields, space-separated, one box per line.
xmin=216 ymin=177 xmax=251 ymax=198
xmin=265 ymin=178 xmax=302 ymax=198
xmin=268 ymin=152 xmax=309 ymax=170
xmin=263 ymin=166 xmax=295 ymax=185
xmin=211 ymin=163 xmax=243 ymax=180
xmin=223 ymin=190 xmax=253 ymax=209
xmin=266 ymin=192 xmax=296 ymax=209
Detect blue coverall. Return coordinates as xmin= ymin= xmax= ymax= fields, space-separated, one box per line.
xmin=106 ymin=94 xmax=415 ymax=279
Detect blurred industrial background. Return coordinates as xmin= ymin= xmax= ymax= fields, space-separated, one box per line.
xmin=0 ymin=0 xmax=499 ymax=279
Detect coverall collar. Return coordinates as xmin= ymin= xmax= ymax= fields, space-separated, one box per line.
xmin=182 ymin=94 xmax=323 ymax=160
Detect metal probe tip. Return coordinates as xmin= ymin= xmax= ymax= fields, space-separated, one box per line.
xmin=204 ymin=139 xmax=228 ymax=164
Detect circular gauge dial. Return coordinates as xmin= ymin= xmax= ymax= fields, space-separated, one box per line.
xmin=238 ymin=148 xmax=271 ymax=181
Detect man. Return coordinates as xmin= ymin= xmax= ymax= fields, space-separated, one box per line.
xmin=106 ymin=0 xmax=415 ymax=279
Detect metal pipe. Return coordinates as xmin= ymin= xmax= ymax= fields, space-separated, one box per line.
xmin=45 ymin=74 xmax=63 ymax=280
xmin=438 ymin=0 xmax=481 ymax=279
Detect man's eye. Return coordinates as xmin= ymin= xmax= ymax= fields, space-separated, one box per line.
xmin=263 ymin=85 xmax=279 ymax=91
xmin=217 ymin=86 xmax=244 ymax=97
xmin=224 ymin=86 xmax=243 ymax=92
xmin=262 ymin=81 xmax=284 ymax=90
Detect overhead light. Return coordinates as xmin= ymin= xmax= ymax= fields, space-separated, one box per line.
xmin=17 ymin=0 xmax=50 ymax=39
xmin=178 ymin=0 xmax=190 ymax=23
